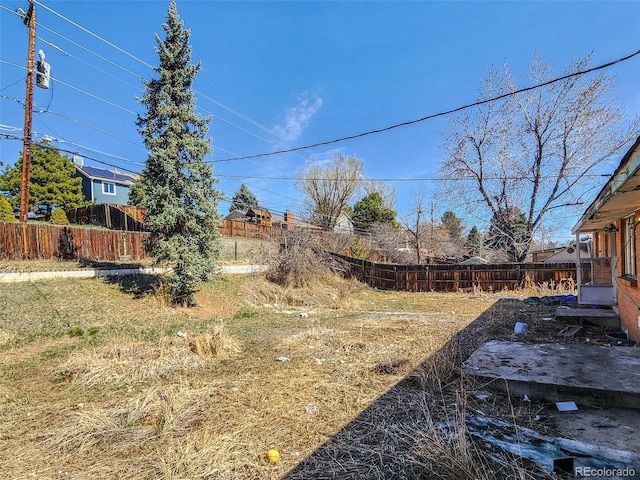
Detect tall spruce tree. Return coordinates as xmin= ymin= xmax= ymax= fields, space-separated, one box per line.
xmin=135 ymin=0 xmax=222 ymax=306
xmin=229 ymin=183 xmax=258 ymax=212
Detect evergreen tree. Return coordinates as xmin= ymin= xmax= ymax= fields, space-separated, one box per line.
xmin=441 ymin=211 xmax=463 ymax=242
xmin=50 ymin=208 xmax=70 ymax=225
xmin=486 ymin=207 xmax=528 ymax=262
xmin=350 ymin=235 xmax=370 ymax=260
xmin=0 ymin=197 xmax=16 ymax=222
xmin=0 ymin=141 xmax=85 ymax=218
xmin=135 ymin=0 xmax=222 ymax=306
xmin=229 ymin=183 xmax=258 ymax=212
xmin=352 ymin=192 xmax=398 ymax=231
xmin=465 ymin=225 xmax=482 ymax=257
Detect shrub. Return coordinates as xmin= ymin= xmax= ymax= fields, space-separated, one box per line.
xmin=0 ymin=197 xmax=16 ymax=222
xmin=350 ymin=235 xmax=370 ymax=260
xmin=51 ymin=208 xmax=70 ymax=225
xmin=265 ymin=229 xmax=348 ymax=288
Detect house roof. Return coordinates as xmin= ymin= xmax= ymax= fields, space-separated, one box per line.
xmin=572 ymin=136 xmax=640 ymax=234
xmin=75 ymin=165 xmax=138 ymax=185
xmin=246 ymin=207 xmax=271 ymax=217
xmin=225 ymin=209 xmax=247 ymax=221
xmin=543 ymin=245 xmax=588 ymax=263
xmin=460 ymin=256 xmax=488 ymax=265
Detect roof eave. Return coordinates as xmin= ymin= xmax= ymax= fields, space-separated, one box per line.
xmin=572 ymin=136 xmax=640 ymax=234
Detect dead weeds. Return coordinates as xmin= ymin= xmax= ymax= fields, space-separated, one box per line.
xmin=0 ymin=272 xmax=572 ymax=479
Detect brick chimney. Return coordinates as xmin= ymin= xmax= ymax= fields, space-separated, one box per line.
xmin=284 ymin=211 xmax=295 ymax=229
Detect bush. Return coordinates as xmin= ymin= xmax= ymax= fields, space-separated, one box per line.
xmin=350 ymin=235 xmax=370 ymax=260
xmin=265 ymin=230 xmax=347 ymax=288
xmin=0 ymin=197 xmax=16 ymax=222
xmin=50 ymin=208 xmax=70 ymax=225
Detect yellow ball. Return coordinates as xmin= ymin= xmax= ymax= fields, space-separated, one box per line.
xmin=266 ymin=449 xmax=280 ymax=464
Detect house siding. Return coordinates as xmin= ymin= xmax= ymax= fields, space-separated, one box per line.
xmin=73 ymin=166 xmax=135 ymax=206
xmin=614 ymin=218 xmax=640 ymax=341
xmin=91 ymin=179 xmax=130 ymax=205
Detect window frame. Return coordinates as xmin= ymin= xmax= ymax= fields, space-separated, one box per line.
xmin=102 ymin=182 xmax=116 ymax=195
xmin=622 ymin=216 xmax=637 ymax=278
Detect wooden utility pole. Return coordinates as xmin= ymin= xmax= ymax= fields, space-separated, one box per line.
xmin=19 ymin=1 xmax=35 ymax=258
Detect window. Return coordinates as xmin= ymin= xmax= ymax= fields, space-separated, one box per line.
xmin=102 ymin=182 xmax=116 ymax=195
xmin=622 ymin=216 xmax=636 ymax=278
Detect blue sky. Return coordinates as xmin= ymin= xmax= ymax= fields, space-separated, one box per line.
xmin=1 ymin=0 xmax=639 ymax=242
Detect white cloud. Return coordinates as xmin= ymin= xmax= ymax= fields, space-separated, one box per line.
xmin=273 ymin=92 xmax=323 ymax=145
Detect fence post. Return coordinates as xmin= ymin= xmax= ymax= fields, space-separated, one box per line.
xmin=394 ymin=266 xmax=398 ymax=290
xmin=426 ymin=265 xmax=430 ymax=291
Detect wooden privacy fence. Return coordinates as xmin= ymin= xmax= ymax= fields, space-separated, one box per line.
xmin=66 ymin=205 xmax=145 ymax=232
xmin=0 ymin=222 xmax=149 ymax=261
xmin=218 ymin=219 xmax=290 ymax=241
xmin=0 ymin=220 xmax=292 ymax=262
xmin=64 ymin=208 xmax=291 ymax=241
xmin=0 ymin=221 xmax=585 ymax=292
xmin=334 ymin=254 xmax=584 ymax=292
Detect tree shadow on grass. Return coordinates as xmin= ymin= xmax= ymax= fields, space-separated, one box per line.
xmin=102 ymin=273 xmax=160 ymax=299
xmin=79 ymin=257 xmax=146 ymax=270
xmin=281 ymin=298 xmax=550 ymax=480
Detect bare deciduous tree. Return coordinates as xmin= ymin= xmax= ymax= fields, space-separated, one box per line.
xmin=438 ymin=53 xmax=638 ymax=262
xmin=296 ymin=153 xmax=363 ymax=230
xmin=368 ymin=223 xmax=410 ymax=264
xmin=400 ymin=187 xmax=431 ymax=264
xmin=361 ymin=178 xmax=397 ymax=210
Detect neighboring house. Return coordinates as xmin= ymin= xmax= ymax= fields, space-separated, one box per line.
xmin=528 ymin=246 xmax=566 ymax=262
xmin=271 ymin=211 xmax=309 ymax=230
xmin=246 ymin=207 xmax=272 ymax=226
xmin=225 ymin=209 xmax=248 ymax=222
xmin=226 ymin=209 xmax=313 ymax=230
xmin=542 ymin=245 xmax=589 ymax=264
xmin=74 ymin=165 xmax=137 ymax=205
xmin=572 ymin=136 xmax=640 ymax=342
xmin=333 ymin=211 xmax=355 ymax=234
xmin=528 ymin=245 xmax=589 ymax=263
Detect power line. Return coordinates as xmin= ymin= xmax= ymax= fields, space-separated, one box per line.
xmin=49 ymin=74 xmax=137 ymax=114
xmin=29 ymin=0 xmax=310 ymax=159
xmin=0 ymin=76 xmax=26 ymax=92
xmin=36 ymin=109 xmax=144 ymax=148
xmin=36 ymin=22 xmax=146 ymax=82
xmin=0 ymin=94 xmax=25 ymax=106
xmin=213 ymin=48 xmax=640 ymax=163
xmin=30 ymin=22 xmax=305 ymax=163
xmin=32 ymin=0 xmax=154 ymax=70
xmin=0 ymin=59 xmax=138 ymax=115
xmin=36 ymin=33 xmax=142 ymax=90
xmin=216 ymin=173 xmax=611 ymax=182
xmin=0 ymin=132 xmax=139 ymax=173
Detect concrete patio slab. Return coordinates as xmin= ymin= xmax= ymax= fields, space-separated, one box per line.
xmin=463 ymin=340 xmax=640 ymax=408
xmin=554 ymin=307 xmax=620 ymax=329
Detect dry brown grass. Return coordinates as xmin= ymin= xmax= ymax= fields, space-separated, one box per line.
xmin=55 ymin=338 xmax=207 ymax=388
xmin=0 ymin=272 xmax=557 ymax=479
xmin=188 ymin=323 xmax=241 ymax=359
